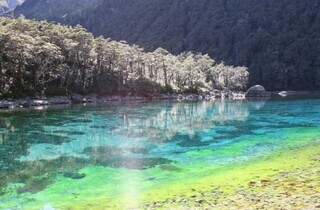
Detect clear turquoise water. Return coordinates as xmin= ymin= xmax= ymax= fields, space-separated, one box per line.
xmin=0 ymin=97 xmax=320 ymax=208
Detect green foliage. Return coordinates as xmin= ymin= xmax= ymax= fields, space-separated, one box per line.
xmin=13 ymin=0 xmax=320 ymax=90
xmin=0 ymin=16 xmax=248 ymax=98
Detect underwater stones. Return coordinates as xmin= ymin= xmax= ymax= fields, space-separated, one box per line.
xmin=28 ymin=133 xmax=71 ymax=145
xmin=69 ymin=119 xmax=92 ymax=123
xmin=16 ymin=177 xmax=55 ymax=194
xmin=52 ymin=130 xmax=86 ymax=136
xmin=160 ymin=164 xmax=182 ymax=172
xmin=128 ymin=147 xmax=149 ymax=154
xmin=245 ymin=85 xmax=271 ymax=98
xmin=90 ymin=125 xmax=110 ymax=129
xmin=83 ymin=146 xmax=125 ymax=157
xmin=95 ymin=157 xmax=172 ymax=170
xmin=63 ymin=172 xmax=86 ymax=179
xmin=83 ymin=146 xmax=149 ymax=156
xmin=0 ymin=187 xmax=7 ymax=196
xmin=89 ymin=124 xmax=118 ymax=130
xmin=175 ymin=134 xmax=211 ymax=147
xmin=83 ymin=146 xmax=166 ymax=169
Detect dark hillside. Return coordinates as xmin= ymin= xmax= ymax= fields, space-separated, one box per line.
xmin=13 ymin=0 xmax=320 ymax=90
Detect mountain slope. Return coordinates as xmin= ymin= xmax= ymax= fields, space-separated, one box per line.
xmin=13 ymin=0 xmax=96 ymax=20
xmin=13 ymin=0 xmax=320 ymax=90
xmin=0 ymin=0 xmax=24 ymax=14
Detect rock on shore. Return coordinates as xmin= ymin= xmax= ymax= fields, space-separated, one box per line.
xmin=246 ymin=85 xmax=271 ymax=98
xmin=0 ymin=96 xmax=71 ymax=109
xmin=0 ymin=88 xmax=269 ymax=110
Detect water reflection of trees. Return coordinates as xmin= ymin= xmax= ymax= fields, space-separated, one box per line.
xmin=115 ymin=100 xmax=265 ymax=144
xmin=0 ymin=100 xmax=268 ymax=166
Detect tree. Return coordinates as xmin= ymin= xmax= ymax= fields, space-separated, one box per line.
xmin=0 ymin=16 xmax=249 ymax=98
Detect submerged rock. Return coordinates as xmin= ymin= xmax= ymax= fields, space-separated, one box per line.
xmin=63 ymin=172 xmax=86 ymax=179
xmin=160 ymin=164 xmax=182 ymax=172
xmin=17 ymin=177 xmax=55 ymax=194
xmin=246 ymin=85 xmax=271 ymax=98
xmin=96 ymin=157 xmax=172 ymax=170
xmin=69 ymin=119 xmax=93 ymax=123
xmin=83 ymin=146 xmax=149 ymax=156
xmin=52 ymin=130 xmax=86 ymax=135
xmin=27 ymin=133 xmax=71 ymax=144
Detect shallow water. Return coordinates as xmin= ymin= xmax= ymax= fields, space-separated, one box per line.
xmin=0 ymin=97 xmax=320 ymax=209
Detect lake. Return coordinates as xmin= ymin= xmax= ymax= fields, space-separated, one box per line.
xmin=0 ymin=97 xmax=320 ymax=209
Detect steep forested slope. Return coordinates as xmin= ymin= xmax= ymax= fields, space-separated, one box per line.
xmin=0 ymin=16 xmax=248 ymax=98
xmin=12 ymin=0 xmax=320 ymax=90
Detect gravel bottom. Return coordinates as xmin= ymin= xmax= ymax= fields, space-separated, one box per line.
xmin=142 ymin=152 xmax=320 ymax=209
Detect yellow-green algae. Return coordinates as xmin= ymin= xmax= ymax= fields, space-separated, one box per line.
xmin=6 ymin=127 xmax=319 ymax=210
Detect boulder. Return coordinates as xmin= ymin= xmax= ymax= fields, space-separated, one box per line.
xmin=177 ymin=94 xmax=185 ymax=100
xmin=0 ymin=101 xmax=10 ymax=109
xmin=50 ymin=96 xmax=71 ymax=105
xmin=134 ymin=96 xmax=146 ymax=100
xmin=31 ymin=100 xmax=50 ymax=106
xmin=84 ymin=94 xmax=98 ymax=103
xmin=110 ymin=96 xmax=122 ymax=101
xmin=231 ymin=92 xmax=246 ymax=100
xmin=186 ymin=94 xmax=196 ymax=100
xmin=245 ymin=85 xmax=271 ymax=98
xmin=221 ymin=90 xmax=232 ymax=98
xmin=18 ymin=99 xmax=32 ymax=107
xmin=213 ymin=90 xmax=222 ymax=98
xmin=70 ymin=94 xmax=84 ymax=103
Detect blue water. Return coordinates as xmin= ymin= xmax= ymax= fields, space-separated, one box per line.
xmin=0 ymin=97 xmax=320 ymax=208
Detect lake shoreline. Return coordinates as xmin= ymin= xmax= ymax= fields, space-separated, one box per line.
xmin=0 ymin=94 xmax=198 ymax=110
xmin=0 ymin=93 xmax=223 ymax=110
xmin=1 ymin=90 xmax=320 ymax=110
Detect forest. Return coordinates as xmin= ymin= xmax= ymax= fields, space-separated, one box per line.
xmin=0 ymin=16 xmax=248 ymax=98
xmin=13 ymin=0 xmax=320 ymax=91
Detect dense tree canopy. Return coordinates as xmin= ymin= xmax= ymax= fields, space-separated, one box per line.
xmin=0 ymin=16 xmax=248 ymax=98
xmin=13 ymin=0 xmax=320 ymax=90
